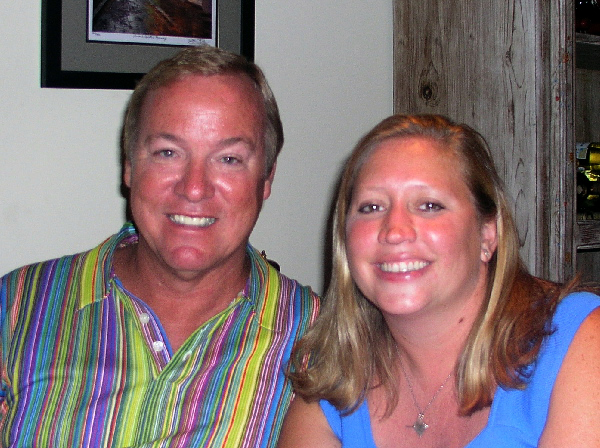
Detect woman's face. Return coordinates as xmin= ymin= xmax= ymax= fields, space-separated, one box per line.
xmin=345 ymin=136 xmax=497 ymax=320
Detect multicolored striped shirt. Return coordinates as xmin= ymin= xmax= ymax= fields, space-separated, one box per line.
xmin=0 ymin=223 xmax=319 ymax=447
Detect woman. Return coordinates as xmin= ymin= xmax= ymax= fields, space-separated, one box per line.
xmin=277 ymin=115 xmax=600 ymax=447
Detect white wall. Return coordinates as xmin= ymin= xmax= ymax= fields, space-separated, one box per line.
xmin=0 ymin=1 xmax=393 ymax=294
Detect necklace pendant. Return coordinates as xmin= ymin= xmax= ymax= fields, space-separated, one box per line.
xmin=412 ymin=413 xmax=429 ymax=437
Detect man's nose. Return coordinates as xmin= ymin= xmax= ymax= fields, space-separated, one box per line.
xmin=175 ymin=159 xmax=215 ymax=201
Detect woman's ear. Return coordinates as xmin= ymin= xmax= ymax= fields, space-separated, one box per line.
xmin=480 ymin=218 xmax=498 ymax=262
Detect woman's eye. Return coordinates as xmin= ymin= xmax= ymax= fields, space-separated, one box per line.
xmin=357 ymin=203 xmax=382 ymax=214
xmin=419 ymin=202 xmax=444 ymax=212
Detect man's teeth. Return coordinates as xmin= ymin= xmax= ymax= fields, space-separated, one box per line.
xmin=169 ymin=215 xmax=216 ymax=227
xmin=380 ymin=261 xmax=429 ymax=273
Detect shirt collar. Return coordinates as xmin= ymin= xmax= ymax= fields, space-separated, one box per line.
xmin=77 ymin=222 xmax=138 ymax=309
xmin=75 ymin=223 xmax=279 ymax=313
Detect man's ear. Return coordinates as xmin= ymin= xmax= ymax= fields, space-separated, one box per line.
xmin=123 ymin=159 xmax=132 ymax=189
xmin=263 ymin=162 xmax=276 ymax=200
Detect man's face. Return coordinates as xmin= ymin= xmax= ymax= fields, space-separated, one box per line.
xmin=124 ymin=74 xmax=273 ymax=281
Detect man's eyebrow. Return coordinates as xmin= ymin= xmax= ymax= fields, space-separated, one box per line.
xmin=142 ymin=134 xmax=259 ymax=151
xmin=217 ymin=137 xmax=257 ymax=151
xmin=143 ymin=133 xmax=182 ymax=145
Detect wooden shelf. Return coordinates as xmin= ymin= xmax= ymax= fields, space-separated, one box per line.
xmin=574 ymin=34 xmax=600 ymax=252
xmin=576 ymin=33 xmax=600 ymax=70
xmin=577 ymin=219 xmax=600 ymax=249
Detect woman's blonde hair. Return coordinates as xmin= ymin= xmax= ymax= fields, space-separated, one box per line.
xmin=288 ymin=114 xmax=565 ymax=416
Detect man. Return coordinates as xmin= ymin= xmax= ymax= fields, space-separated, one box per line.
xmin=0 ymin=46 xmax=319 ymax=447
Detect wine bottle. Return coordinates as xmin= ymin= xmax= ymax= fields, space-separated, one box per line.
xmin=576 ymin=142 xmax=600 ymax=169
xmin=576 ymin=143 xmax=600 ymax=219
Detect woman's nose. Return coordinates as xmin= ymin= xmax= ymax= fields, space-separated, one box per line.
xmin=378 ymin=206 xmax=416 ymax=244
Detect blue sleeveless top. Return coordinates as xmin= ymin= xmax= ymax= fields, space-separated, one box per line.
xmin=321 ymin=292 xmax=600 ymax=447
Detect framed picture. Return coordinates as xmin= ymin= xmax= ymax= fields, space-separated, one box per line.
xmin=41 ymin=0 xmax=255 ymax=89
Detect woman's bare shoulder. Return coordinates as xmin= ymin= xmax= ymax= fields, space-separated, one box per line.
xmin=277 ymin=396 xmax=341 ymax=448
xmin=538 ymin=306 xmax=600 ymax=447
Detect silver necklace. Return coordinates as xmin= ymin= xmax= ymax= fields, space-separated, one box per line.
xmin=398 ymin=356 xmax=453 ymax=437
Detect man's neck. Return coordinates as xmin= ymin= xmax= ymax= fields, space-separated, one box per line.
xmin=112 ymin=243 xmax=250 ymax=352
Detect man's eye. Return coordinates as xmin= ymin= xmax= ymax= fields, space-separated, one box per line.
xmin=154 ymin=149 xmax=176 ymax=158
xmin=220 ymin=156 xmax=241 ymax=164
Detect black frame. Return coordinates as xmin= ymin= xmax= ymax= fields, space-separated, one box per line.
xmin=41 ymin=0 xmax=255 ymax=89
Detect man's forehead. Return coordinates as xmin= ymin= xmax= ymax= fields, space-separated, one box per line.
xmin=141 ymin=74 xmax=264 ymax=121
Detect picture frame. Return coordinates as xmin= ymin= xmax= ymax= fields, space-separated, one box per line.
xmin=41 ymin=0 xmax=255 ymax=90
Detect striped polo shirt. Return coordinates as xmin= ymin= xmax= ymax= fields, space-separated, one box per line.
xmin=0 ymin=223 xmax=319 ymax=447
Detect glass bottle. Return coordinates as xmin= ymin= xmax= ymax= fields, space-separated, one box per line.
xmin=576 ymin=142 xmax=600 ymax=170
xmin=576 ymin=143 xmax=600 ymax=219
